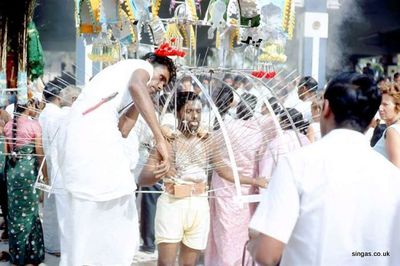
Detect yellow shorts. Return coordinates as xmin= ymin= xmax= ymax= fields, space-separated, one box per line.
xmin=155 ymin=193 xmax=210 ymax=250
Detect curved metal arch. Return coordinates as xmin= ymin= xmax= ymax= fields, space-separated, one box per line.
xmin=189 ymin=73 xmax=244 ymax=204
xmin=241 ymin=70 xmax=306 ymax=148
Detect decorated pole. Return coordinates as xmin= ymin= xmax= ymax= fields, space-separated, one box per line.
xmin=0 ymin=17 xmax=7 ymax=106
xmin=0 ymin=0 xmax=40 ymax=105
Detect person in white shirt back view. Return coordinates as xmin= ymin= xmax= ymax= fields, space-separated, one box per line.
xmin=38 ymin=83 xmax=63 ymax=255
xmin=248 ymin=72 xmax=400 ymax=266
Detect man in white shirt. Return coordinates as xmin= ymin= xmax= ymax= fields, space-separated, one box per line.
xmin=41 ymin=85 xmax=81 ymax=259
xmin=284 ymin=76 xmax=318 ymax=123
xmin=249 ymin=72 xmax=400 ymax=266
xmin=38 ymin=83 xmax=63 ymax=255
xmin=57 ymin=54 xmax=176 ymax=266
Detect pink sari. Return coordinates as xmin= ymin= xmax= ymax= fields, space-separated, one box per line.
xmin=259 ymin=130 xmax=310 ymax=178
xmin=205 ymin=117 xmax=276 ymax=266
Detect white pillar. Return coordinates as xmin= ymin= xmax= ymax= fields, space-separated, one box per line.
xmin=75 ymin=36 xmax=93 ymax=86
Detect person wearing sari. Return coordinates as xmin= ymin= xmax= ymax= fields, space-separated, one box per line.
xmin=4 ymin=99 xmax=45 ymax=265
xmin=0 ymin=109 xmax=10 ymax=244
xmin=205 ymin=93 xmax=272 ymax=266
xmin=259 ymin=108 xmax=310 ymax=179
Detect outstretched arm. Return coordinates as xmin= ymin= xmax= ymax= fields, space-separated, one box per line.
xmin=128 ymin=69 xmax=170 ymax=170
xmin=210 ymin=137 xmax=267 ymax=188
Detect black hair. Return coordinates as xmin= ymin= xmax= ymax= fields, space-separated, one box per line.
xmin=268 ymin=97 xmax=282 ymax=116
xmin=234 ymin=75 xmax=245 ymax=83
xmin=376 ymin=76 xmax=386 ymax=84
xmin=394 ymin=72 xmax=400 ymax=80
xmin=212 ymin=86 xmax=233 ymax=117
xmin=176 ymin=91 xmax=201 ymax=113
xmin=212 ymin=86 xmax=234 ymax=130
xmin=223 ymin=74 xmax=233 ymax=81
xmin=142 ymin=52 xmax=177 ymax=83
xmin=200 ymin=75 xmax=211 ymax=83
xmin=370 ymin=124 xmax=386 ymax=147
xmin=324 ymin=72 xmax=381 ymax=133
xmin=298 ymin=76 xmax=318 ymax=93
xmin=279 ymin=108 xmax=308 ymax=133
xmin=237 ymin=93 xmax=257 ymax=120
xmin=43 ymin=82 xmax=61 ymax=102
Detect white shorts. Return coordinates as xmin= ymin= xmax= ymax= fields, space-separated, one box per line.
xmin=155 ymin=193 xmax=210 ymax=250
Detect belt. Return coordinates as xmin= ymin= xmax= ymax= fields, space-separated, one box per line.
xmin=164 ymin=181 xmax=207 ymax=198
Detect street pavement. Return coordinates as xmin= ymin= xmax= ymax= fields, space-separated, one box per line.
xmin=0 ymin=217 xmax=157 ymax=266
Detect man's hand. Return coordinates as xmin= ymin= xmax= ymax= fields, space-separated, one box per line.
xmin=155 ymin=138 xmax=171 ymax=175
xmin=153 ymin=162 xmax=170 ymax=179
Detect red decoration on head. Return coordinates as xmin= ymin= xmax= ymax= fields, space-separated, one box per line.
xmin=155 ymin=42 xmax=186 ymax=58
xmin=251 ymin=70 xmax=277 ymax=79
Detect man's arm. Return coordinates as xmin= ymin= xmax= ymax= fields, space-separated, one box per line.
xmin=248 ymin=157 xmax=300 ymax=265
xmin=118 ymin=105 xmax=139 ymax=138
xmin=212 ymin=158 xmax=267 ymax=187
xmin=128 ymin=69 xmax=170 ymax=168
xmin=248 ymin=233 xmax=285 ymax=266
xmin=210 ymin=136 xmax=267 ymax=187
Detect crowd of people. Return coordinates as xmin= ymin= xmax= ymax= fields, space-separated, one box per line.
xmin=0 ymin=53 xmax=399 ymax=266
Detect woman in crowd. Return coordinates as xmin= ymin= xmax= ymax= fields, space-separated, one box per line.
xmin=259 ymin=108 xmax=310 ymax=179
xmin=307 ymin=99 xmax=322 ymax=142
xmin=205 ymin=93 xmax=271 ymax=266
xmin=0 ymin=109 xmax=10 ymax=261
xmin=374 ymin=84 xmax=400 ymax=168
xmin=4 ymin=98 xmax=45 ymax=265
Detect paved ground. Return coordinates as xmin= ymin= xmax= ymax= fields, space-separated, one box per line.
xmin=0 ymin=240 xmax=158 ymax=266
xmin=0 ymin=217 xmax=157 ymax=266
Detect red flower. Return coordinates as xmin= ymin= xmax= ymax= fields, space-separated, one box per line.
xmin=251 ymin=70 xmax=277 ymax=79
xmin=155 ymin=42 xmax=186 ymax=58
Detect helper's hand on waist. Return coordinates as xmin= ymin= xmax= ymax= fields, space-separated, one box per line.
xmin=153 ymin=162 xmax=172 ymax=179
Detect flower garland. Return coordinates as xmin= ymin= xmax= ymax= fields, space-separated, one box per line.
xmin=155 ymin=41 xmax=186 ymax=57
xmin=251 ymin=70 xmax=276 ymax=79
xmin=165 ymin=22 xmax=184 ymax=48
xmin=152 ymin=0 xmax=162 ymax=17
xmin=121 ymin=0 xmax=135 ymax=22
xmin=186 ymin=0 xmax=199 ymax=21
xmin=229 ymin=18 xmax=239 ymax=50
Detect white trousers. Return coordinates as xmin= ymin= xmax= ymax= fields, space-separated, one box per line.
xmin=43 ymin=192 xmax=61 ymax=253
xmin=55 ymin=191 xmax=70 ymax=258
xmin=59 ymin=193 xmax=139 ymax=266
